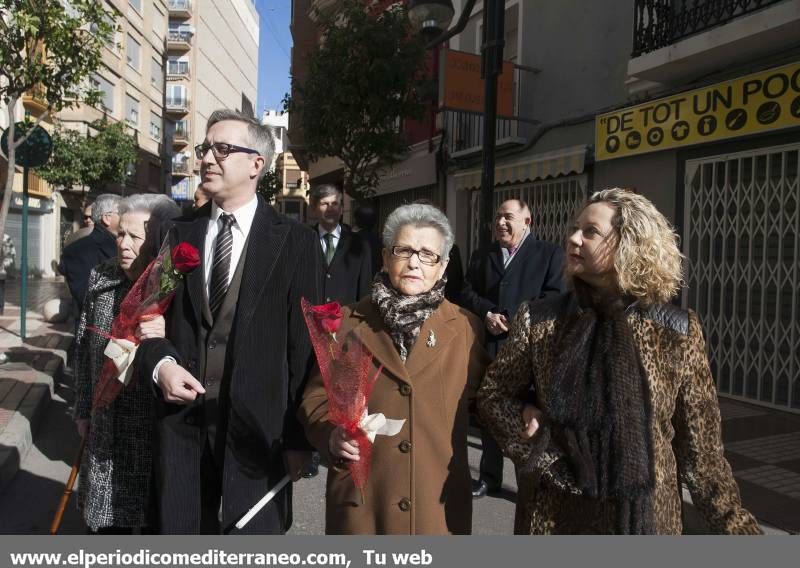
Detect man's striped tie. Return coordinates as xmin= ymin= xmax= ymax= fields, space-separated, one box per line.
xmin=208 ymin=213 xmax=235 ymax=316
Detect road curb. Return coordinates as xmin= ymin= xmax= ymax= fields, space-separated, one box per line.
xmin=0 ymin=363 xmax=54 ymax=492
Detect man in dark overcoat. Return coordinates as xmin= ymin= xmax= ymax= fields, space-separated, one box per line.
xmin=461 ymin=198 xmax=565 ymax=498
xmin=59 ymin=194 xmax=121 ymax=311
xmin=309 ymin=183 xmax=372 ymax=306
xmin=138 ymin=109 xmax=322 ymax=534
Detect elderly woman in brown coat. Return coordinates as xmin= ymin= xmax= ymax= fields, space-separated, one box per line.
xmin=478 ymin=188 xmax=760 ymax=535
xmin=299 ymin=203 xmax=489 ymax=535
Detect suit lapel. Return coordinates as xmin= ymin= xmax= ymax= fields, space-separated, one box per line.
xmin=404 ymin=302 xmax=458 ymax=379
xmin=178 ymin=207 xmax=211 ymax=326
xmin=234 ymin=199 xmax=291 ymax=345
xmin=330 ymin=228 xmax=351 ymax=267
xmin=489 ymin=243 xmax=505 ymax=277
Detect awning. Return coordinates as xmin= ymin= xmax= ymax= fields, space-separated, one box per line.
xmin=453 ymin=144 xmax=589 ymax=191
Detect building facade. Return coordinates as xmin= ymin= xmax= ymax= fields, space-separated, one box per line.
xmin=165 ymin=0 xmax=260 ymax=204
xmin=289 ymin=0 xmax=800 ymax=414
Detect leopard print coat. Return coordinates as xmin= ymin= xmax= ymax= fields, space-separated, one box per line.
xmin=477 ymin=294 xmax=761 ymax=535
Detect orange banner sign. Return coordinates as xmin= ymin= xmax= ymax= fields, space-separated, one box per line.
xmin=440 ymin=49 xmax=515 ymax=117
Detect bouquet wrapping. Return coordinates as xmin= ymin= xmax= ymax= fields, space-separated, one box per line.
xmin=90 ymin=240 xmax=200 ymax=409
xmin=301 ymin=298 xmax=403 ymax=500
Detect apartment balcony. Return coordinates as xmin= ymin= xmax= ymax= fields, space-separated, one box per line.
xmin=173 ymin=128 xmax=190 ymax=146
xmin=439 ymin=110 xmax=528 ymax=158
xmin=167 ymin=61 xmax=191 ymax=79
xmin=167 ymin=30 xmax=193 ymax=51
xmin=166 ymin=97 xmax=190 ymax=115
xmin=171 ymin=160 xmax=192 ymax=176
xmin=628 ymin=0 xmax=800 ymax=91
xmin=168 ymin=0 xmax=192 ymax=18
xmin=283 ymin=180 xmax=306 ymax=198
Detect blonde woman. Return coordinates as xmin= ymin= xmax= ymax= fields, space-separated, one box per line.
xmin=477 ymin=188 xmax=760 ymax=535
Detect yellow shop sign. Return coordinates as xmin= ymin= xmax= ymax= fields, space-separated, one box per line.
xmin=596 ymin=62 xmax=800 ymax=161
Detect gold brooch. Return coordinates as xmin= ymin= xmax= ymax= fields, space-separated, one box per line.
xmin=426 ymin=330 xmax=436 ymax=348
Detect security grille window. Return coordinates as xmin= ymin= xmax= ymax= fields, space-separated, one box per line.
xmin=125 ymin=95 xmax=140 ymax=128
xmin=92 ymin=75 xmax=115 ymax=112
xmin=470 ymin=174 xmax=587 ymax=254
xmin=151 ymin=58 xmax=163 ymax=89
xmin=126 ymin=34 xmax=141 ymax=70
xmin=684 ymin=144 xmax=800 ymax=413
xmin=150 ymin=112 xmax=161 ymax=141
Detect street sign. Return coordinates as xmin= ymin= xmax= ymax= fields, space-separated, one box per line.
xmin=596 ymin=61 xmax=800 ymax=161
xmin=1 ymin=123 xmax=53 ymax=168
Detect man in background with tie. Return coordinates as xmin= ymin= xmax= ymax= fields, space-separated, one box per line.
xmin=461 ymin=198 xmax=565 ymax=498
xmin=310 ymin=184 xmax=373 ymax=306
xmin=139 ymin=109 xmax=322 ymax=534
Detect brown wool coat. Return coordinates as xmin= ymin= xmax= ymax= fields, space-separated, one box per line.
xmin=478 ymin=295 xmax=761 ymax=535
xmin=298 ymin=297 xmax=489 ymax=535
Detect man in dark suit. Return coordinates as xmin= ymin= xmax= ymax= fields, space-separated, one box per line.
xmin=311 ymin=184 xmax=372 ymax=305
xmin=139 ymin=109 xmax=322 ymax=534
xmin=462 ymin=198 xmax=565 ymax=498
xmin=58 ymin=194 xmax=121 ymax=311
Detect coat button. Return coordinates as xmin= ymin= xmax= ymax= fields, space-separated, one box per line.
xmin=399 ymin=440 xmax=411 ymax=453
xmin=209 ymin=340 xmax=216 ymax=350
xmin=207 ymin=376 xmax=215 ymax=386
xmin=185 ymin=416 xmax=196 ymax=425
xmin=326 ymin=274 xmax=332 ymax=279
xmin=398 ymin=498 xmax=411 ymax=512
xmin=399 ymin=384 xmax=412 ymax=396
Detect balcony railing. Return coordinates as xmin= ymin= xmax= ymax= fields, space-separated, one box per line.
xmin=172 ymin=160 xmax=191 ymax=175
xmin=632 ymin=0 xmax=785 ymax=57
xmin=167 ymin=30 xmax=193 ymax=48
xmin=167 ymin=61 xmax=190 ymax=77
xmin=166 ymin=97 xmax=190 ymax=113
xmin=168 ymin=0 xmax=191 ymax=15
xmin=439 ymin=110 xmax=527 ymax=157
xmin=173 ymin=128 xmax=189 ymax=144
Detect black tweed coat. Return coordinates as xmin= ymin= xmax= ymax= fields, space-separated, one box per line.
xmin=74 ymin=261 xmax=155 ymax=530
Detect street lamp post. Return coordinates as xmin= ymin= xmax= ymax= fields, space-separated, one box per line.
xmin=409 ymin=0 xmax=505 ymax=245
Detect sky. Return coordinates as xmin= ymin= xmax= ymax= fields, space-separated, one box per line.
xmin=255 ymin=0 xmax=294 ymax=117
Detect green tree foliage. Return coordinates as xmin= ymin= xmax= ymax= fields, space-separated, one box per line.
xmin=256 ymin=168 xmax=281 ymax=203
xmin=0 ymin=0 xmax=114 ymax=241
xmin=286 ymin=0 xmax=427 ymax=198
xmin=39 ymin=119 xmax=138 ymax=193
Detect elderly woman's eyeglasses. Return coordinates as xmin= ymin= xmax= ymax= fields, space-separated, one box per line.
xmin=194 ymin=142 xmax=260 ymax=160
xmin=390 ymin=246 xmax=442 ymax=266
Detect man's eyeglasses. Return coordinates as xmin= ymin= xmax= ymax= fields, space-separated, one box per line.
xmin=390 ymin=245 xmax=442 ymax=266
xmin=194 ymin=142 xmax=261 ymax=160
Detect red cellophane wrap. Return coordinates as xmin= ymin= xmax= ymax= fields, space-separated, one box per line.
xmin=301 ymin=298 xmax=381 ymax=498
xmin=91 ymin=240 xmax=200 ymax=409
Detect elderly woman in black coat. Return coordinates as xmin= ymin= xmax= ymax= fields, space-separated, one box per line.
xmin=73 ymin=194 xmax=180 ymax=534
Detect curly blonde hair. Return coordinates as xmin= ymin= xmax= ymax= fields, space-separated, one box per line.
xmin=579 ymin=188 xmax=685 ymax=305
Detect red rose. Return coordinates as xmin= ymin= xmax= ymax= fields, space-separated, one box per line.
xmin=171 ymin=242 xmax=201 ymax=273
xmin=310 ymin=301 xmax=343 ymax=336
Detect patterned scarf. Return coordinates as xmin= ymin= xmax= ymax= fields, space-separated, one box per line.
xmin=547 ymin=280 xmax=656 ymax=534
xmin=371 ymin=271 xmax=446 ymax=362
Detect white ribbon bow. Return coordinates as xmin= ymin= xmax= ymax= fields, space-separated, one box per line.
xmin=103 ymin=337 xmax=139 ymax=386
xmin=358 ymin=409 xmax=406 ymax=443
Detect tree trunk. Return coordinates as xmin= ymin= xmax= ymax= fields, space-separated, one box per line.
xmin=0 ymin=99 xmax=19 ymax=263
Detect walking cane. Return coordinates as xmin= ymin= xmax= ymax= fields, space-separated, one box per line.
xmin=50 ymin=436 xmax=86 ymax=535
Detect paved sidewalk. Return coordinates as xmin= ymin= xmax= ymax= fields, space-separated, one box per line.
xmin=0 ymin=279 xmax=72 ymax=494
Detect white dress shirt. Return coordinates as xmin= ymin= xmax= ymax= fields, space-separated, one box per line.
xmin=204 ymin=195 xmax=259 ymax=296
xmin=501 ymin=229 xmax=530 ymax=268
xmin=317 ymin=223 xmax=342 ymax=256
